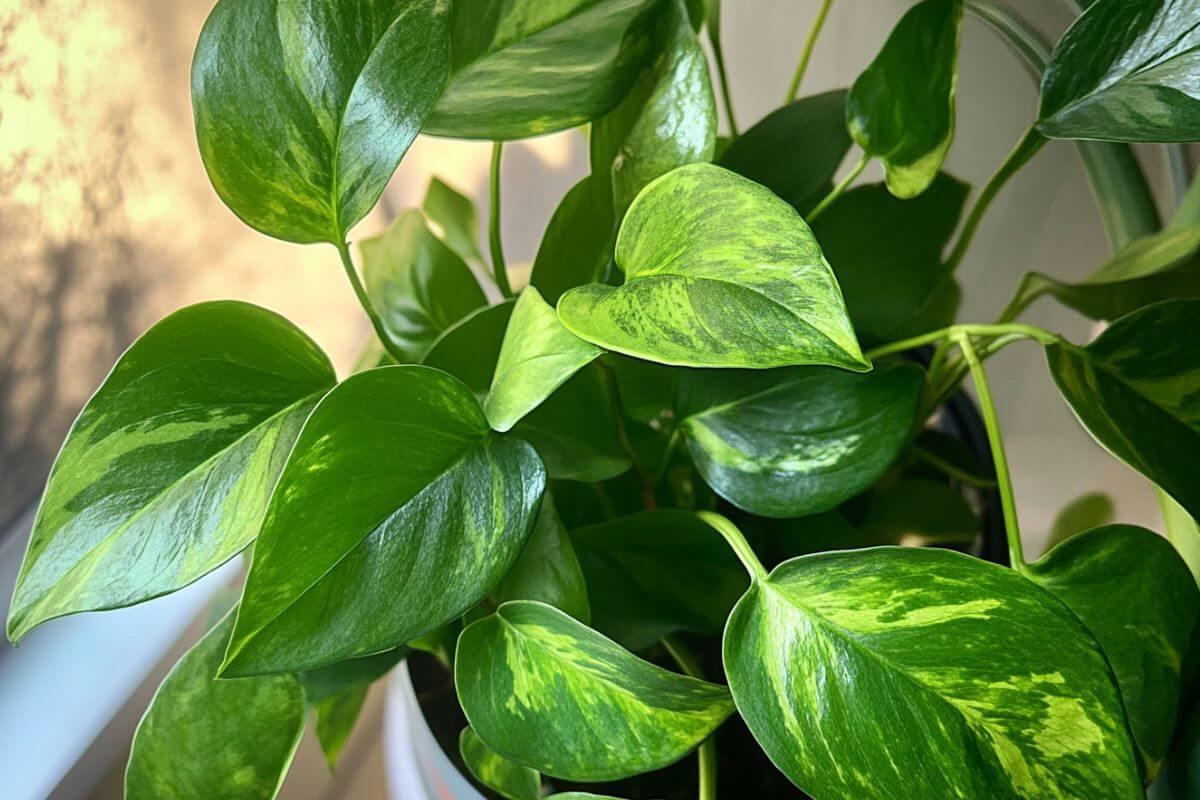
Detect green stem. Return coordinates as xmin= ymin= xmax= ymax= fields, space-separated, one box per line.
xmin=697 ymin=511 xmax=767 ymax=580
xmin=488 ymin=141 xmax=513 ymax=298
xmin=336 ymin=240 xmax=407 ymax=364
xmin=706 ymin=0 xmax=739 ymax=136
xmin=597 ymin=362 xmax=656 ymax=509
xmin=808 ymin=152 xmax=868 ymax=221
xmin=955 ymin=334 xmax=1027 ymax=572
xmin=662 ymin=636 xmax=718 ymax=800
xmin=865 ymin=322 xmax=1055 ymax=361
xmin=655 ymin=428 xmax=682 ymax=484
xmin=785 ymin=0 xmax=834 ymax=103
xmin=944 ymin=126 xmax=1047 ymax=272
xmin=911 ymin=444 xmax=998 ymax=489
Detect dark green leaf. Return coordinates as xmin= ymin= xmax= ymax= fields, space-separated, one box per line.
xmin=529 ymin=175 xmax=615 ymax=305
xmin=846 ymin=0 xmax=962 ymax=198
xmin=456 ymin=600 xmax=733 ymax=781
xmin=126 ymin=613 xmax=305 ymax=800
xmin=1150 ymin=698 xmax=1200 ymax=800
xmin=192 ymin=0 xmax=450 ymax=243
xmin=1029 ymin=524 xmax=1200 ymax=775
xmin=6 ymin=301 xmax=334 ymax=643
xmin=423 ymin=176 xmax=484 ymax=266
xmin=676 ymin=362 xmax=924 ymax=518
xmin=460 ymin=727 xmax=541 ymax=800
xmin=1038 ymin=0 xmax=1200 ymax=142
xmin=570 ymin=509 xmax=748 ymax=649
xmin=605 ymin=353 xmax=679 ymax=424
xmin=557 ymin=163 xmax=868 ymax=370
xmin=718 ymin=89 xmax=852 ymax=216
xmin=424 ymin=0 xmax=659 ymax=140
xmin=424 ymin=301 xmax=515 ymax=397
xmin=361 ymin=209 xmax=487 ymax=362
xmin=494 ymin=493 xmax=590 ymax=623
xmin=222 ymin=366 xmax=545 ymax=676
xmin=857 ymin=479 xmax=978 ymax=545
xmin=1046 ymin=492 xmax=1115 ymax=552
xmin=1046 ymin=299 xmax=1200 ymax=519
xmin=297 ymin=647 xmax=408 ymax=706
xmin=812 ymin=173 xmax=968 ymax=340
xmin=313 ymin=685 xmax=367 ymax=772
xmin=725 ymin=547 xmax=1142 ymax=798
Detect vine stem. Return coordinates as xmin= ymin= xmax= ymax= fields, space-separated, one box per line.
xmin=662 ymin=636 xmax=718 ymax=800
xmin=911 ymin=445 xmax=997 ymax=489
xmin=808 ymin=152 xmax=868 ymax=221
xmin=488 ymin=141 xmax=513 ymax=298
xmin=785 ymin=0 xmax=834 ymax=103
xmin=336 ymin=240 xmax=407 ymax=364
xmin=955 ymin=334 xmax=1027 ymax=573
xmin=697 ymin=511 xmax=767 ymax=580
xmin=707 ymin=0 xmax=739 ymax=136
xmin=864 ymin=321 xmax=1055 ymax=361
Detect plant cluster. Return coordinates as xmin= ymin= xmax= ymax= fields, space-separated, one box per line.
xmin=9 ymin=0 xmax=1200 ymax=798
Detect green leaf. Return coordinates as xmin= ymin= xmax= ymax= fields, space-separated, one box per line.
xmin=424 ymin=301 xmax=515 ymax=396
xmin=360 ymin=209 xmax=487 ymax=362
xmin=1151 ymin=698 xmax=1200 ymax=799
xmin=460 ymin=727 xmax=541 ymax=800
xmin=313 ymin=685 xmax=368 ymax=772
xmin=846 ymin=0 xmax=962 ymax=198
xmin=857 ymin=479 xmax=979 ymax=545
xmin=718 ymin=89 xmax=852 ymax=216
xmin=557 ymin=163 xmax=868 ymax=370
xmin=126 ymin=612 xmax=306 ymax=800
xmin=1038 ymin=0 xmax=1200 ymax=142
xmin=570 ymin=509 xmax=748 ymax=650
xmin=676 ymin=362 xmax=924 ymax=518
xmin=1046 ymin=299 xmax=1200 ymax=519
xmin=191 ymin=0 xmax=450 ymax=244
xmin=297 ymin=647 xmax=408 ymax=706
xmin=222 ymin=366 xmax=545 ymax=676
xmin=456 ymin=600 xmax=733 ymax=781
xmin=423 ymin=176 xmax=484 ymax=266
xmin=529 ymin=175 xmax=615 ymax=305
xmin=484 ymin=287 xmax=602 ymax=432
xmin=6 ymin=301 xmax=334 ymax=643
xmin=494 ymin=493 xmax=590 ymax=623
xmin=812 ymin=173 xmax=969 ymax=340
xmin=424 ymin=0 xmax=659 ymax=140
xmin=1029 ymin=524 xmax=1200 ymax=776
xmin=725 ymin=547 xmax=1142 ymax=799
xmin=1046 ymin=492 xmax=1115 ymax=552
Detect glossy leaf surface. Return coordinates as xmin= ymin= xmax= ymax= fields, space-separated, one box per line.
xmin=529 ymin=176 xmax=615 ymax=304
xmin=1046 ymin=299 xmax=1200 ymax=519
xmin=425 ymin=0 xmax=658 ymax=139
xmin=192 ymin=0 xmax=450 ymax=243
xmin=726 ymin=547 xmax=1142 ymax=799
xmin=456 ymin=600 xmax=733 ymax=781
xmin=676 ymin=362 xmax=924 ymax=517
xmin=494 ymin=494 xmax=590 ymax=623
xmin=126 ymin=613 xmax=305 ymax=799
xmin=223 ymin=366 xmax=545 ymax=675
xmin=558 ymin=163 xmax=867 ymax=370
xmin=7 ymin=301 xmax=334 ymax=642
xmin=423 ymin=177 xmax=484 ymax=266
xmin=846 ymin=0 xmax=962 ymax=198
xmin=460 ymin=727 xmax=541 ymax=800
xmin=361 ymin=209 xmax=487 ymax=362
xmin=485 ymin=287 xmax=602 ymax=432
xmin=1038 ymin=0 xmax=1200 ymax=142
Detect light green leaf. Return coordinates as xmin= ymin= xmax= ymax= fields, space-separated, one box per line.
xmin=361 ymin=209 xmax=487 ymax=362
xmin=1046 ymin=492 xmax=1115 ymax=552
xmin=222 ymin=366 xmax=545 ymax=676
xmin=191 ymin=0 xmax=450 ymax=243
xmin=6 ymin=301 xmax=334 ymax=643
xmin=725 ymin=547 xmax=1142 ymax=799
xmin=423 ymin=176 xmax=484 ymax=266
xmin=456 ymin=600 xmax=733 ymax=781
xmin=1029 ymin=524 xmax=1200 ymax=776
xmin=485 ymin=287 xmax=602 ymax=432
xmin=313 ymin=685 xmax=368 ymax=772
xmin=126 ymin=612 xmax=305 ymax=800
xmin=529 ymin=175 xmax=615 ymax=305
xmin=557 ymin=163 xmax=868 ymax=370
xmin=424 ymin=0 xmax=659 ymax=140
xmin=494 ymin=493 xmax=591 ymax=623
xmin=1045 ymin=299 xmax=1200 ymax=519
xmin=1038 ymin=0 xmax=1200 ymax=142
xmin=460 ymin=727 xmax=541 ymax=800
xmin=675 ymin=362 xmax=924 ymax=517
xmin=846 ymin=0 xmax=962 ymax=198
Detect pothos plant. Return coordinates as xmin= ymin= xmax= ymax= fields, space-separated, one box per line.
xmin=8 ymin=0 xmax=1200 ymax=798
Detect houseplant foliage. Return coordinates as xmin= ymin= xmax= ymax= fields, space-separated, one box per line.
xmin=10 ymin=0 xmax=1200 ymax=797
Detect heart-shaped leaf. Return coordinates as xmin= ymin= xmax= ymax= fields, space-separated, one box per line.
xmin=494 ymin=493 xmax=590 ymax=623
xmin=456 ymin=600 xmax=733 ymax=781
xmin=460 ymin=727 xmax=541 ymax=800
xmin=846 ymin=0 xmax=962 ymax=198
xmin=192 ymin=0 xmax=450 ymax=243
xmin=126 ymin=612 xmax=306 ymax=800
xmin=675 ymin=362 xmax=924 ymax=518
xmin=424 ymin=0 xmax=659 ymax=140
xmin=1038 ymin=0 xmax=1200 ymax=142
xmin=222 ymin=366 xmax=545 ymax=676
xmin=530 ymin=175 xmax=615 ymax=305
xmin=1029 ymin=524 xmax=1200 ymax=775
xmin=1046 ymin=299 xmax=1200 ymax=519
xmin=361 ymin=209 xmax=487 ymax=362
xmin=557 ymin=163 xmax=868 ymax=370
xmin=718 ymin=89 xmax=851 ymax=216
xmin=485 ymin=287 xmax=602 ymax=433
xmin=6 ymin=301 xmax=334 ymax=643
xmin=725 ymin=547 xmax=1142 ymax=799
xmin=423 ymin=177 xmax=484 ymax=267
